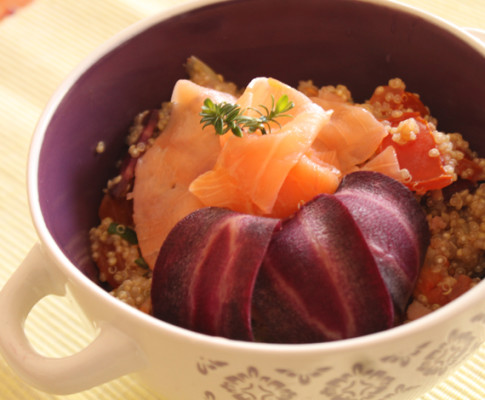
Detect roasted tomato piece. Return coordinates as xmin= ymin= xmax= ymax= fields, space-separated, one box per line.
xmin=378 ymin=117 xmax=453 ymax=194
xmin=369 ymin=78 xmax=429 ymax=122
xmin=414 ymin=264 xmax=474 ymax=308
xmin=98 ymin=193 xmax=134 ymax=226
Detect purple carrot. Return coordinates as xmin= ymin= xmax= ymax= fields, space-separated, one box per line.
xmin=151 ymin=207 xmax=280 ymax=341
xmin=336 ymin=171 xmax=430 ymax=315
xmin=252 ymin=194 xmax=394 ymax=343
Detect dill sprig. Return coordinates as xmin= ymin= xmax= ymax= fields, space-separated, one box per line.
xmin=200 ymin=94 xmax=294 ymax=137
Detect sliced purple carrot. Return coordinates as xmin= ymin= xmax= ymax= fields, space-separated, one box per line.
xmin=151 ymin=207 xmax=279 ymax=340
xmin=252 ymin=194 xmax=394 ymax=343
xmin=336 ymin=171 xmax=430 ymax=315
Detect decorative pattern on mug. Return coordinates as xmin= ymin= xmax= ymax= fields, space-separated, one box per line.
xmin=197 ymin=312 xmax=485 ymax=399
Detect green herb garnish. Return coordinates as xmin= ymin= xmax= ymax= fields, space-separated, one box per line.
xmin=200 ymin=94 xmax=294 ymax=137
xmin=107 ymin=222 xmax=138 ymax=245
xmin=135 ymin=257 xmax=149 ymax=270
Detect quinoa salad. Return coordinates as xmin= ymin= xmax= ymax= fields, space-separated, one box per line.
xmin=89 ymin=57 xmax=485 ymax=341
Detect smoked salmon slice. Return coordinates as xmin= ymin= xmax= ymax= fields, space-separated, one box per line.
xmin=271 ymin=150 xmax=341 ymax=218
xmin=189 ymin=78 xmax=333 ymax=216
xmin=311 ymin=90 xmax=388 ymax=173
xmin=360 ymin=145 xmax=404 ymax=182
xmin=132 ymin=79 xmax=236 ymax=268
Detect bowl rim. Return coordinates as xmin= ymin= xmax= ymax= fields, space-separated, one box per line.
xmin=27 ymin=0 xmax=485 ymax=353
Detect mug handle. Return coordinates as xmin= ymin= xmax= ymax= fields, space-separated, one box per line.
xmin=0 ymin=244 xmax=146 ymax=394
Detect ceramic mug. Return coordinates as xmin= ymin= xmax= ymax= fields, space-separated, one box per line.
xmin=1 ymin=0 xmax=485 ymax=399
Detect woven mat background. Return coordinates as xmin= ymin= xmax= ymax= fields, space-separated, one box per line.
xmin=0 ymin=0 xmax=484 ymax=398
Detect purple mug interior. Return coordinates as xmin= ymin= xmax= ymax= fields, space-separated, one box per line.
xmin=36 ymin=0 xmax=485 ymax=282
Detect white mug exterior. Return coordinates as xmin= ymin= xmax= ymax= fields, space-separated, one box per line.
xmin=0 ymin=245 xmax=147 ymax=394
xmin=1 ymin=242 xmax=485 ymax=399
xmin=0 ymin=1 xmax=484 ymax=399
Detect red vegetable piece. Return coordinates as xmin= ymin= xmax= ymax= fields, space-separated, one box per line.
xmin=441 ymin=178 xmax=477 ymax=201
xmin=379 ymin=117 xmax=454 ymax=193
xmin=336 ymin=171 xmax=430 ymax=315
xmin=455 ymin=157 xmax=484 ymax=183
xmin=414 ymin=263 xmax=474 ymax=308
xmin=252 ymin=194 xmax=394 ymax=343
xmin=151 ymin=207 xmax=279 ymax=341
xmin=369 ymin=82 xmax=429 ymax=121
xmin=98 ymin=193 xmax=134 ymax=226
xmin=110 ymin=109 xmax=160 ymax=198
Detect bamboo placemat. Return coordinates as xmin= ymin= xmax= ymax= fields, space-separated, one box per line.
xmin=0 ymin=0 xmax=484 ymax=398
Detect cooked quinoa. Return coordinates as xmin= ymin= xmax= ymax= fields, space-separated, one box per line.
xmin=89 ymin=217 xmax=152 ymax=311
xmin=89 ymin=61 xmax=485 ymax=322
xmin=425 ymin=186 xmax=485 ymax=279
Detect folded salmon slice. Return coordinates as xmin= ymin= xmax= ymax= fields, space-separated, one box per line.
xmin=190 ymin=78 xmax=333 ymax=216
xmin=271 ymin=150 xmax=341 ymax=218
xmin=132 ymin=79 xmax=236 ymax=268
xmin=311 ymin=90 xmax=388 ymax=173
xmin=361 ymin=145 xmax=404 ymax=182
